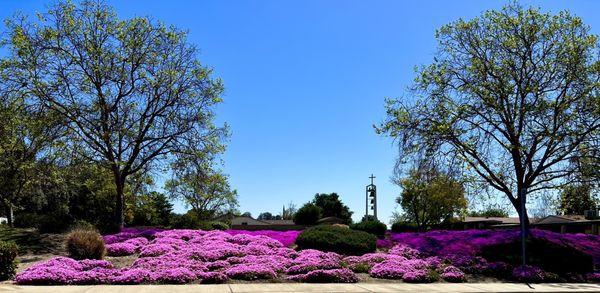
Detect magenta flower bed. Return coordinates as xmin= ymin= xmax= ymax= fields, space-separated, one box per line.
xmin=14 ymin=228 xmax=600 ymax=284
xmin=388 ymin=229 xmax=600 ymax=266
xmin=224 ymin=230 xmax=300 ymax=247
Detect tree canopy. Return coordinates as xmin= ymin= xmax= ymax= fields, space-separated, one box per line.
xmin=378 ymin=3 xmax=600 ymax=229
xmin=0 ymin=0 xmax=227 ymax=227
xmin=396 ymin=164 xmax=467 ymax=231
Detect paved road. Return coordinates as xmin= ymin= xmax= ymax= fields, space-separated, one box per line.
xmin=1 ymin=283 xmax=599 ymax=292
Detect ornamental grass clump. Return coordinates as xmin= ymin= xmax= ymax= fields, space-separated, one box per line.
xmin=296 ymin=225 xmax=376 ymax=255
xmin=66 ymin=229 xmax=106 ymax=260
xmin=0 ymin=241 xmax=18 ymax=281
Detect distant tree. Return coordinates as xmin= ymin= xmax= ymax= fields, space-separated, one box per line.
xmin=378 ymin=3 xmax=600 ymax=263
xmin=281 ymin=202 xmax=297 ymax=220
xmin=468 ymin=207 xmax=510 ymax=218
xmin=1 ymin=0 xmax=226 ymax=228
xmin=240 ymin=212 xmax=252 ymax=218
xmin=257 ymin=212 xmax=274 ymax=221
xmin=559 ymin=184 xmax=598 ymax=215
xmin=166 ymin=158 xmax=237 ymax=221
xmin=0 ymin=93 xmax=63 ymax=227
xmin=361 ymin=215 xmax=377 ymax=222
xmin=132 ymin=191 xmax=173 ymax=226
xmin=312 ymin=193 xmax=353 ymax=224
xmin=396 ymin=164 xmax=467 ymax=231
xmin=293 ymin=203 xmax=322 ymax=225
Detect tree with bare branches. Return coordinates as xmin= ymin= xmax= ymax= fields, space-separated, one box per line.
xmin=378 ymin=4 xmax=600 ymax=264
xmin=0 ymin=0 xmax=226 ymax=228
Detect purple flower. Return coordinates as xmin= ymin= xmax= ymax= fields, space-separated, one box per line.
xmin=106 ymin=242 xmax=137 ymax=256
xmin=287 ymin=268 xmax=359 ymax=283
xmin=512 ymin=265 xmax=546 ymax=283
xmin=225 ymin=264 xmax=277 ymax=280
xmin=441 ymin=265 xmax=466 ymax=282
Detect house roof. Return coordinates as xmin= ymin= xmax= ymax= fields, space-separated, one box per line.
xmin=231 ymin=216 xmax=294 ymax=226
xmin=535 ymin=215 xmax=587 ymax=224
xmin=463 ymin=217 xmax=521 ymax=224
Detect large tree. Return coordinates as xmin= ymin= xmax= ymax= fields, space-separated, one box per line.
xmin=165 ymin=142 xmax=238 ymax=221
xmin=312 ymin=193 xmax=353 ymax=224
xmin=378 ymin=4 xmax=600 ymax=263
xmin=396 ymin=164 xmax=467 ymax=231
xmin=0 ymin=0 xmax=225 ymax=227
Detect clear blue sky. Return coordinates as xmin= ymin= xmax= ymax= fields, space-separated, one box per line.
xmin=2 ymin=1 xmax=599 ymax=223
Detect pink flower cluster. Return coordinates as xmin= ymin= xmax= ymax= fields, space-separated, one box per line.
xmin=512 ymin=265 xmax=546 ymax=283
xmin=16 ymin=229 xmax=357 ymax=285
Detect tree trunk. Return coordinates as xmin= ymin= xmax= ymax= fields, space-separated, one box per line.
xmin=5 ymin=204 xmax=13 ymax=228
xmin=514 ymin=189 xmax=530 ymax=265
xmin=113 ymin=172 xmax=126 ymax=230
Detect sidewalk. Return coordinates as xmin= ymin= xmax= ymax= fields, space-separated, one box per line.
xmin=1 ymin=283 xmax=599 ymax=292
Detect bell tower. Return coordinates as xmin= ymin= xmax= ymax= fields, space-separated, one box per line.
xmin=365 ymin=174 xmax=377 ymax=220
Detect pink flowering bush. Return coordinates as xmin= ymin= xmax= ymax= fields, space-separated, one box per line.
xmin=224 ymin=264 xmax=277 ymax=280
xmin=15 ymin=228 xmax=600 ymax=284
xmin=287 ymin=268 xmax=358 ymax=283
xmin=440 ymin=265 xmax=466 ymax=282
xmin=106 ymin=243 xmax=137 ymax=256
xmin=512 ymin=265 xmax=546 ymax=283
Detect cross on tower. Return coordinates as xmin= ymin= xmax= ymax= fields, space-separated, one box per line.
xmin=369 ymin=174 xmax=376 ymax=185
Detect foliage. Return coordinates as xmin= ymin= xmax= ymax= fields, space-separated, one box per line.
xmin=281 ymin=202 xmax=297 ymax=220
xmin=66 ymin=229 xmax=106 ymax=260
xmin=391 ymin=221 xmax=419 ymax=233
xmin=0 ymin=241 xmax=18 ymax=281
xmin=468 ymin=208 xmax=510 ymax=218
xmin=296 ymin=225 xmax=377 ymax=255
xmin=559 ymin=184 xmax=598 ymax=215
xmin=0 ymin=84 xmax=64 ymax=227
xmin=169 ymin=211 xmax=204 ymax=229
xmin=209 ymin=221 xmax=230 ymax=230
xmin=166 ymin=149 xmax=238 ymax=221
xmin=312 ymin=193 xmax=353 ymax=224
xmin=350 ymin=220 xmax=387 ymax=238
xmin=396 ymin=165 xmax=467 ymax=231
xmin=131 ymin=192 xmax=173 ymax=227
xmin=293 ymin=203 xmax=322 ymax=225
xmin=38 ymin=214 xmax=73 ymax=234
xmin=257 ymin=212 xmax=275 ymax=221
xmin=377 ymin=3 xmax=600 ymax=234
xmin=1 ymin=0 xmax=227 ymax=228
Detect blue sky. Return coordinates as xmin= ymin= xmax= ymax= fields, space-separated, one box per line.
xmin=2 ymin=1 xmax=599 ymax=223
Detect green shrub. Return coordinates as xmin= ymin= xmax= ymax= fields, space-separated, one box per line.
xmin=170 ymin=212 xmax=202 ymax=229
xmin=209 ymin=221 xmax=229 ymax=230
xmin=350 ymin=220 xmax=387 ymax=238
xmin=70 ymin=220 xmax=96 ymax=231
xmin=38 ymin=214 xmax=72 ymax=234
xmin=293 ymin=203 xmax=322 ymax=225
xmin=296 ymin=225 xmax=376 ymax=255
xmin=0 ymin=241 xmax=18 ymax=281
xmin=14 ymin=213 xmax=41 ymax=228
xmin=66 ymin=228 xmax=105 ymax=260
xmin=391 ymin=221 xmax=419 ymax=232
